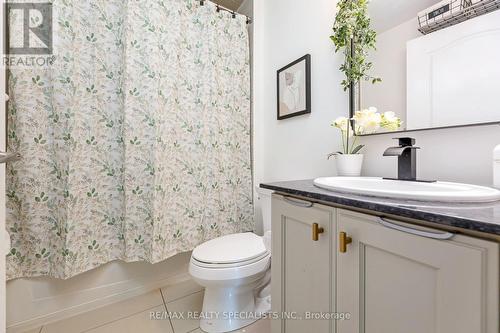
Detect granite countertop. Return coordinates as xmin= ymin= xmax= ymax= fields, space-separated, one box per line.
xmin=260 ymin=179 xmax=500 ymax=237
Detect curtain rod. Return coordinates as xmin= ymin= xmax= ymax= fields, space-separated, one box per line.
xmin=199 ymin=1 xmax=253 ymax=24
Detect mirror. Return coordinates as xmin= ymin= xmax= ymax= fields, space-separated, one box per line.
xmin=355 ymin=0 xmax=500 ymax=135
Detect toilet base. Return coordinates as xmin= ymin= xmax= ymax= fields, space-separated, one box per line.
xmin=199 ymin=278 xmax=271 ymax=333
xmin=199 ymin=285 xmax=255 ymax=333
xmin=189 ymin=239 xmax=272 ymax=333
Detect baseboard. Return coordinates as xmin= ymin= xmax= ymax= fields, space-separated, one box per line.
xmin=7 ymin=271 xmax=192 ymax=333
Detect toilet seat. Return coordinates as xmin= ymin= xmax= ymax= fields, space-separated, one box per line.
xmin=191 ymin=251 xmax=269 ymax=269
xmin=192 ymin=232 xmax=267 ymax=265
xmin=190 ymin=233 xmax=270 ymax=280
xmin=190 ymin=253 xmax=270 ymax=282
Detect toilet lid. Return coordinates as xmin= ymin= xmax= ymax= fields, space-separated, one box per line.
xmin=192 ymin=233 xmax=268 ymax=264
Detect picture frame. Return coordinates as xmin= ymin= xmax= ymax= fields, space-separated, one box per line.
xmin=277 ymin=54 xmax=311 ymax=120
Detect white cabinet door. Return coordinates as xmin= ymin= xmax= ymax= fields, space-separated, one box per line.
xmin=271 ymin=195 xmax=336 ymax=333
xmin=337 ymin=209 xmax=499 ymax=333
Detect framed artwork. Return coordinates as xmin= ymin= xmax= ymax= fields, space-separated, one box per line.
xmin=277 ymin=54 xmax=311 ymax=120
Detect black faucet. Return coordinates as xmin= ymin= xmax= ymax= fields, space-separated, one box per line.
xmin=383 ymin=138 xmax=421 ymax=182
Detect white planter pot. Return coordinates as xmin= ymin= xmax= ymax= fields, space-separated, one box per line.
xmin=335 ymin=154 xmax=364 ymax=177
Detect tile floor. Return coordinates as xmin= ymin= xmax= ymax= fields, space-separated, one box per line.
xmin=24 ymin=279 xmax=270 ymax=333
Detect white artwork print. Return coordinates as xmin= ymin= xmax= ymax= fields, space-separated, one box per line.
xmin=283 ymin=70 xmax=302 ymax=111
xmin=279 ymin=60 xmax=307 ymax=116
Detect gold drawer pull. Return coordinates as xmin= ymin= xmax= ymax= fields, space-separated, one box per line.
xmin=312 ymin=223 xmax=324 ymax=241
xmin=339 ymin=232 xmax=352 ymax=253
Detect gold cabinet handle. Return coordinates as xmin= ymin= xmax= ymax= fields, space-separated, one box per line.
xmin=339 ymin=232 xmax=352 ymax=253
xmin=312 ymin=223 xmax=324 ymax=241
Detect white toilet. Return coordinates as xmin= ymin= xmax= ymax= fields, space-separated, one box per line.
xmin=189 ymin=187 xmax=273 ymax=333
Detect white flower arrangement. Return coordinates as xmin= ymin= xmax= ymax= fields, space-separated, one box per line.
xmin=329 ymin=107 xmax=401 ymax=157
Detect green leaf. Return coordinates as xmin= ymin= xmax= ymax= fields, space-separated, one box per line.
xmin=351 ymin=145 xmax=365 ymax=154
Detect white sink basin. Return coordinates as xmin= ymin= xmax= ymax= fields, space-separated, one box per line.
xmin=313 ymin=177 xmax=500 ymax=203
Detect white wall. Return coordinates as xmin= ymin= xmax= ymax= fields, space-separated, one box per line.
xmin=254 ymin=0 xmax=346 ymax=186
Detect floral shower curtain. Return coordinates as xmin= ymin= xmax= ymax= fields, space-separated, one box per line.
xmin=6 ymin=0 xmax=253 ymax=280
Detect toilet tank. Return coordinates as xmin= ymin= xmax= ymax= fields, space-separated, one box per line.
xmin=256 ymin=187 xmax=274 ymax=233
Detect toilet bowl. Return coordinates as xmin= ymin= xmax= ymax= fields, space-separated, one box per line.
xmin=189 ymin=187 xmax=273 ymax=333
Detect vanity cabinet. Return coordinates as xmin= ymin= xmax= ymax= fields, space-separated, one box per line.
xmin=271 ymin=194 xmax=499 ymax=333
xmin=271 ymin=195 xmax=336 ymax=333
xmin=336 ymin=209 xmax=499 ymax=333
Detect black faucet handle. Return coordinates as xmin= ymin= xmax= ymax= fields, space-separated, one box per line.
xmin=394 ymin=137 xmax=416 ymax=147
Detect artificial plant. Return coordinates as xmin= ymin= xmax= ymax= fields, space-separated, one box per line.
xmin=330 ymin=0 xmax=381 ymax=91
